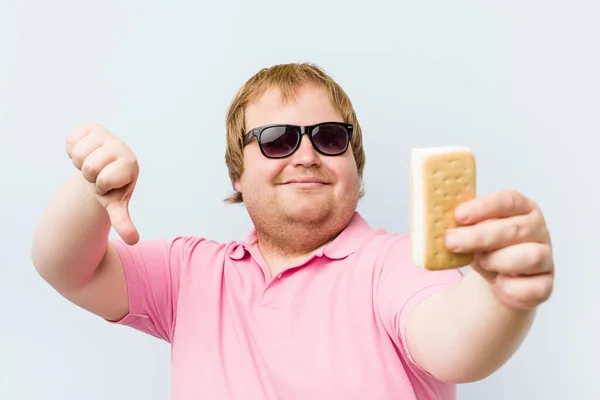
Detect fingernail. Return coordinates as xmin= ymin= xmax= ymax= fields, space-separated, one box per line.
xmin=445 ymin=231 xmax=460 ymax=250
xmin=455 ymin=204 xmax=470 ymax=221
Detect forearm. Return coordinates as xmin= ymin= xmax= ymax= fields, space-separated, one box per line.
xmin=405 ymin=269 xmax=536 ymax=383
xmin=31 ymin=171 xmax=112 ymax=289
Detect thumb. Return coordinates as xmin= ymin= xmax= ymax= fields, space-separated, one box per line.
xmin=105 ymin=201 xmax=140 ymax=245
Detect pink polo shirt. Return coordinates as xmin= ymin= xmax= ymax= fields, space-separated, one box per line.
xmin=109 ymin=212 xmax=463 ymax=399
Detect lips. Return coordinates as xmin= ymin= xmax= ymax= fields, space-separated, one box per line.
xmin=283 ymin=178 xmax=328 ymax=184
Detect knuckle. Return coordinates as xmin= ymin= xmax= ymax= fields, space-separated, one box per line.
xmin=476 ymin=252 xmax=489 ymax=268
xmin=502 ymin=280 xmax=521 ymax=301
xmin=511 ymin=217 xmax=532 ymax=243
xmin=65 ymin=136 xmax=76 ymax=153
xmin=497 ymin=188 xmax=523 ymax=213
xmin=124 ymin=170 xmax=137 ymax=186
xmin=533 ymin=278 xmax=553 ymax=303
xmin=69 ymin=123 xmax=88 ymax=135
xmin=473 ymin=231 xmax=491 ymax=249
xmin=504 ymin=189 xmax=520 ymax=211
xmin=477 ymin=253 xmax=495 ymax=272
xmin=66 ymin=123 xmax=92 ymax=140
xmin=66 ymin=131 xmax=84 ymax=154
xmin=128 ymin=167 xmax=138 ymax=183
xmin=108 ymin=138 xmax=129 ymax=155
xmin=95 ymin=175 xmax=110 ymax=193
xmin=521 ymin=245 xmax=546 ymax=275
xmin=71 ymin=150 xmax=86 ymax=168
xmin=95 ymin=169 xmax=112 ymax=189
xmin=87 ymin=124 xmax=113 ymax=143
xmin=532 ymin=244 xmax=549 ymax=267
xmin=81 ymin=161 xmax=100 ymax=181
xmin=529 ymin=198 xmax=540 ymax=211
xmin=509 ymin=221 xmax=523 ymax=241
xmin=541 ymin=224 xmax=551 ymax=242
xmin=118 ymin=150 xmax=139 ymax=171
xmin=472 ymin=233 xmax=484 ymax=248
xmin=87 ymin=123 xmax=106 ymax=134
xmin=125 ymin=157 xmax=139 ymax=173
xmin=527 ymin=245 xmax=542 ymax=268
xmin=532 ymin=212 xmax=550 ymax=241
xmin=119 ymin=140 xmax=134 ymax=154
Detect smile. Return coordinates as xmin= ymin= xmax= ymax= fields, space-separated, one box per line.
xmin=280 ymin=179 xmax=329 ymax=189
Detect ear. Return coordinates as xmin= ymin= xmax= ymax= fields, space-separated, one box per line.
xmin=234 ymin=179 xmax=242 ymax=193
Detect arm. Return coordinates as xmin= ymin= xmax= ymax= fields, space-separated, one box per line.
xmin=32 ymin=172 xmax=129 ymax=321
xmin=405 ymin=269 xmax=535 ymax=383
xmin=31 ymin=124 xmax=140 ymax=322
xmin=405 ymin=189 xmax=554 ymax=383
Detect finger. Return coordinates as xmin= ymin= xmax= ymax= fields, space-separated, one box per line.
xmin=80 ymin=146 xmax=118 ymax=184
xmin=446 ymin=212 xmax=543 ymax=253
xmin=491 ymin=273 xmax=554 ymax=311
xmin=66 ymin=125 xmax=92 ymax=156
xmin=105 ymin=202 xmax=140 ymax=245
xmin=455 ymin=189 xmax=535 ymax=225
xmin=94 ymin=159 xmax=137 ymax=196
xmin=478 ymin=242 xmax=553 ymax=276
xmin=469 ymin=253 xmax=498 ymax=282
xmin=65 ymin=124 xmax=103 ymax=157
xmin=70 ymin=132 xmax=105 ymax=170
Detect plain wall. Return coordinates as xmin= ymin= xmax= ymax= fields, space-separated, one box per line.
xmin=1 ymin=1 xmax=597 ymax=399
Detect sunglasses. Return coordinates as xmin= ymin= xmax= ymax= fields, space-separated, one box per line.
xmin=245 ymin=121 xmax=354 ymax=159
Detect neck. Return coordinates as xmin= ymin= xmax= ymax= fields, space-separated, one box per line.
xmin=253 ymin=215 xmax=351 ymax=275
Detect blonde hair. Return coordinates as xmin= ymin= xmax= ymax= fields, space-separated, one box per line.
xmin=224 ymin=62 xmax=366 ymax=203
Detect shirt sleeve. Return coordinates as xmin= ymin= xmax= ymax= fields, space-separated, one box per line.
xmin=106 ymin=236 xmax=189 ymax=343
xmin=375 ymin=236 xmax=464 ymax=376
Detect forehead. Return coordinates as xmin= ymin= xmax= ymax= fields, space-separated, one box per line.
xmin=244 ymin=83 xmax=343 ymax=129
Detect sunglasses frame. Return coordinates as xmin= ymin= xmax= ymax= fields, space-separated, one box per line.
xmin=245 ymin=121 xmax=354 ymax=159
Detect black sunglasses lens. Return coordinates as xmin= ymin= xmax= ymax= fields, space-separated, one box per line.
xmin=312 ymin=124 xmax=349 ymax=155
xmin=260 ymin=126 xmax=300 ymax=157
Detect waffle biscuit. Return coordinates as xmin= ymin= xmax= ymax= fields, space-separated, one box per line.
xmin=410 ymin=146 xmax=476 ymax=270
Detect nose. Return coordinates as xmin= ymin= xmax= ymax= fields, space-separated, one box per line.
xmin=291 ymin=135 xmax=321 ymax=168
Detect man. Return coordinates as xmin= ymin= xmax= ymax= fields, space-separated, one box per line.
xmin=32 ymin=63 xmax=554 ymax=399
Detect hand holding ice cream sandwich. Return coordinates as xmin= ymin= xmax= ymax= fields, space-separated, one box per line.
xmin=410 ymin=146 xmax=554 ymax=311
xmin=445 ymin=187 xmax=554 ymax=311
xmin=405 ymin=146 xmax=555 ymax=382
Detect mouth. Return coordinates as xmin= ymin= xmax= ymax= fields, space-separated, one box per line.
xmin=279 ymin=178 xmax=330 ymax=189
xmin=283 ymin=178 xmax=328 ymax=184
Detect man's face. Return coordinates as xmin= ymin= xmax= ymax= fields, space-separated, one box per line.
xmin=235 ymin=83 xmax=360 ymax=226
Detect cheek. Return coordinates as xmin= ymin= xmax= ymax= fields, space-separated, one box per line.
xmin=242 ymin=151 xmax=286 ymax=190
xmin=327 ymin=157 xmax=358 ymax=188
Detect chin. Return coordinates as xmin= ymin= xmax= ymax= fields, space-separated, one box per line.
xmin=281 ymin=200 xmax=333 ymax=223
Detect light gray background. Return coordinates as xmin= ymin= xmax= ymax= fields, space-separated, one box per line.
xmin=1 ymin=1 xmax=597 ymax=399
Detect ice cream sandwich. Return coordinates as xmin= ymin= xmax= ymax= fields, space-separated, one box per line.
xmin=410 ymin=146 xmax=476 ymax=270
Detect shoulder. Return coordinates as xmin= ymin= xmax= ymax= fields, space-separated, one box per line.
xmin=326 ymin=212 xmax=411 ymax=263
xmin=352 ymin=224 xmax=412 ymax=266
xmin=111 ymin=235 xmax=246 ymax=265
xmin=343 ymin=218 xmax=460 ymax=286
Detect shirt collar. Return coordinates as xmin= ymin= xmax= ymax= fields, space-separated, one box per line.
xmin=227 ymin=212 xmax=373 ymax=261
